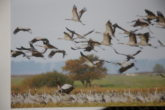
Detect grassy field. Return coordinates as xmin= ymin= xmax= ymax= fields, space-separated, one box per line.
xmin=11 ymin=74 xmax=165 ymax=94
xmin=11 ymin=74 xmax=165 ymax=107
xmin=74 ymin=74 xmax=165 ymax=89
xmin=11 ymin=74 xmax=165 ymax=89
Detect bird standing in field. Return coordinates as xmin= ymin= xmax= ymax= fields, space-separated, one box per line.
xmin=106 ymin=59 xmax=138 ymax=74
xmin=13 ymin=27 xmax=32 ymax=34
xmin=65 ymin=5 xmax=87 ymax=25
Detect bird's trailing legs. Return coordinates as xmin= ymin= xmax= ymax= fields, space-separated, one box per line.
xmin=113 ymin=36 xmax=119 ymax=41
xmin=80 ymin=22 xmax=85 ymax=25
xmin=147 ymin=27 xmax=153 ymax=34
xmin=97 ymin=45 xmax=105 ymax=50
xmin=93 ymin=49 xmax=98 ymax=52
xmin=127 ymin=20 xmax=137 ymax=23
xmin=71 ymin=40 xmax=76 ymax=45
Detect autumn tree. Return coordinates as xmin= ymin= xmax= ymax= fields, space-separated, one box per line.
xmin=62 ymin=54 xmax=107 ymax=87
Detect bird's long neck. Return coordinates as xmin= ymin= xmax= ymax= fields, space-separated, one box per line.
xmin=58 ymin=38 xmax=65 ymax=40
xmin=35 ymin=45 xmax=43 ymax=48
xmin=65 ymin=19 xmax=71 ymax=20
xmin=95 ymin=31 xmax=102 ymax=34
xmin=137 ymin=15 xmax=145 ymax=17
xmin=118 ymin=42 xmax=124 ymax=45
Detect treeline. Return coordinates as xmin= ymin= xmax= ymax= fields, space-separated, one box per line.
xmin=22 ymin=70 xmax=73 ymax=88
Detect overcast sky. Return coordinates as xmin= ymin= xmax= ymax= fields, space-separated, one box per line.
xmin=11 ymin=0 xmax=165 ymax=63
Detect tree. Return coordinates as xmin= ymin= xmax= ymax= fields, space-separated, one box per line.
xmin=62 ymin=54 xmax=107 ymax=87
xmin=153 ymin=64 xmax=165 ymax=73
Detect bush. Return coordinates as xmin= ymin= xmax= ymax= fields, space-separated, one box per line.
xmin=153 ymin=64 xmax=165 ymax=73
xmin=22 ymin=70 xmax=74 ymax=88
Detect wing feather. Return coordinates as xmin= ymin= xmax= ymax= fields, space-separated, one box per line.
xmin=72 ymin=5 xmax=79 ymax=20
xmin=78 ymin=7 xmax=87 ymax=19
xmin=119 ymin=63 xmax=134 ymax=73
xmin=145 ymin=9 xmax=156 ymax=16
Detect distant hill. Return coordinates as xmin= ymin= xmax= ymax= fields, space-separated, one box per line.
xmin=11 ymin=59 xmax=165 ymax=75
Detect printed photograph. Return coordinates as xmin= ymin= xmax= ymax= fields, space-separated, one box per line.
xmin=11 ymin=0 xmax=165 ymax=108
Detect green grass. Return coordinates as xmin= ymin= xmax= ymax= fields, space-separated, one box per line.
xmin=11 ymin=74 xmax=165 ymax=89
xmin=73 ymin=75 xmax=165 ymax=89
xmin=11 ymin=77 xmax=25 ymax=86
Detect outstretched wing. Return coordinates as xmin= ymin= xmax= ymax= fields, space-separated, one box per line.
xmin=72 ymin=5 xmax=79 ymax=20
xmin=160 ymin=74 xmax=165 ymax=78
xmin=29 ymin=37 xmax=49 ymax=44
xmin=80 ymin=52 xmax=93 ymax=65
xmin=112 ymin=47 xmax=127 ymax=56
xmin=158 ymin=40 xmax=163 ymax=45
xmin=16 ymin=47 xmax=22 ymax=50
xmin=157 ymin=11 xmax=165 ymax=22
xmin=78 ymin=7 xmax=87 ymax=19
xmin=13 ymin=27 xmax=20 ymax=34
xmin=83 ymin=30 xmax=94 ymax=37
xmin=66 ymin=27 xmax=75 ymax=38
xmin=48 ymin=50 xmax=57 ymax=58
xmin=145 ymin=9 xmax=156 ymax=16
xmin=132 ymin=50 xmax=141 ymax=56
xmin=118 ymin=63 xmax=134 ymax=74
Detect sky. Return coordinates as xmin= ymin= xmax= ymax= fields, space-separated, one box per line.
xmin=11 ymin=0 xmax=165 ymax=63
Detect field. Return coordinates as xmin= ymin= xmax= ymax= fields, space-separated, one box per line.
xmin=11 ymin=74 xmax=165 ymax=89
xmin=11 ymin=74 xmax=165 ymax=107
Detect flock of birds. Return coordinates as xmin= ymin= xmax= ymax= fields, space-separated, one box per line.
xmin=11 ymin=5 xmax=165 ymax=74
xmin=11 ymin=5 xmax=165 ymax=102
xmin=11 ymin=87 xmax=165 ymax=104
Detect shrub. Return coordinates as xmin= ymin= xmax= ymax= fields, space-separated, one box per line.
xmin=22 ymin=70 xmax=73 ymax=88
